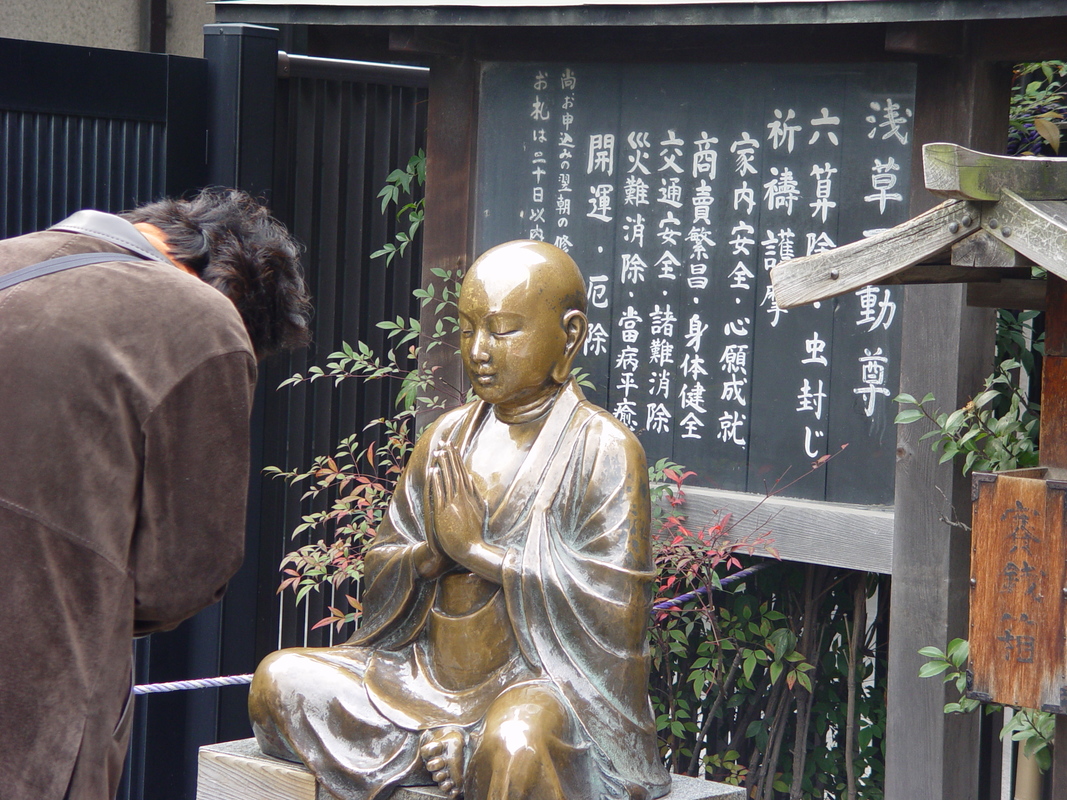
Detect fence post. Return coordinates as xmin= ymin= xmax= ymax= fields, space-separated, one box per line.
xmin=203 ymin=21 xmax=280 ymax=743
xmin=204 ymin=23 xmax=279 ymax=195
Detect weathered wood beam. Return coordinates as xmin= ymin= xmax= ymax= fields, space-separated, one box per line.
xmin=682 ymin=486 xmax=894 ymax=574
xmin=879 ymin=264 xmax=1028 ymax=285
xmin=981 ymin=190 xmax=1067 ymax=279
xmin=769 ymin=199 xmax=979 ymax=308
xmin=971 ymin=16 xmax=1067 ymax=63
xmin=924 ymin=142 xmax=1067 ymax=201
xmin=884 ymin=21 xmax=964 ymax=56
xmin=951 ymin=229 xmax=1030 ymax=269
xmin=966 ymin=279 xmax=1047 ymax=311
xmin=389 ymin=27 xmax=467 ymax=57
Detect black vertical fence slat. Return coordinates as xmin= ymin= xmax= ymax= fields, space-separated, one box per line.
xmin=309 ymin=77 xmax=339 ymax=646
xmin=337 ymin=82 xmax=365 ymax=452
xmin=342 ymin=81 xmax=371 ymax=444
xmin=259 ymin=69 xmax=301 ymax=655
xmin=100 ymin=118 xmax=113 ymax=210
xmin=298 ymin=74 xmax=329 ymax=644
xmin=255 ymin=48 xmax=297 ymax=660
xmin=16 ymin=114 xmax=31 ymax=233
xmin=132 ymin=121 xmax=143 ymax=204
xmin=1 ymin=113 xmax=9 ymax=229
xmin=87 ymin=118 xmax=100 ymax=212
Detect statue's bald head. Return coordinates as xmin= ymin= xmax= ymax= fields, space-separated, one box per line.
xmin=458 ymin=241 xmax=589 ymax=404
xmin=463 ymin=240 xmax=587 ymax=319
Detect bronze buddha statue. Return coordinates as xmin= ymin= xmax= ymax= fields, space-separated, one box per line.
xmin=249 ymin=240 xmax=670 ymax=800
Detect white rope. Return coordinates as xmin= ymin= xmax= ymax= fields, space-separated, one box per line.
xmin=133 ymin=674 xmax=253 ymax=695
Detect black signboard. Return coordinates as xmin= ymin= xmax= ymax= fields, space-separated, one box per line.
xmin=475 ymin=62 xmax=916 ymax=505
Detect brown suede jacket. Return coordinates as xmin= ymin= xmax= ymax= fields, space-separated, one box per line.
xmin=0 ymin=224 xmax=256 ymax=799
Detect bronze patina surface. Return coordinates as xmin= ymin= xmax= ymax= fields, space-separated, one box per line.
xmin=249 ymin=240 xmax=671 ymax=800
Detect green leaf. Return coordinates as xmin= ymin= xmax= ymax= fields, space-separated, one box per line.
xmin=919 ymin=661 xmax=952 ymax=678
xmin=743 ymin=652 xmax=756 ymax=682
xmin=895 ymin=409 xmax=925 ymax=425
xmin=946 ymin=638 xmax=970 ymax=665
xmin=917 ymin=646 xmax=946 ymax=658
xmin=943 ymin=408 xmax=966 ymax=431
xmin=769 ymin=661 xmax=783 ymax=685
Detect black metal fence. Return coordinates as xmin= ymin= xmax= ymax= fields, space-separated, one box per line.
xmin=257 ymin=53 xmax=429 ymax=654
xmin=0 ymin=36 xmax=205 ymax=237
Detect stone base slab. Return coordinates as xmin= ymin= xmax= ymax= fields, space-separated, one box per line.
xmin=197 ymin=738 xmax=745 ymax=800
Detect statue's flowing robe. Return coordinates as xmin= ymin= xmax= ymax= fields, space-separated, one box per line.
xmin=252 ymin=381 xmax=670 ymax=800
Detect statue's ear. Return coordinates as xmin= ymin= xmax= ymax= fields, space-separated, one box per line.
xmin=552 ymin=309 xmax=587 ymax=383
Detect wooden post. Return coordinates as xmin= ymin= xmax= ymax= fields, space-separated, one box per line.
xmin=1053 ymin=715 xmax=1067 ymax=798
xmin=418 ymin=49 xmax=478 ymax=427
xmin=883 ymin=34 xmax=1009 ymax=800
xmin=1041 ymin=278 xmax=1067 ymax=467
xmin=1044 ymin=277 xmax=1067 ymax=794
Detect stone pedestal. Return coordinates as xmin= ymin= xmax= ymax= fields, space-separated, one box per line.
xmin=196 ymin=739 xmax=745 ymax=800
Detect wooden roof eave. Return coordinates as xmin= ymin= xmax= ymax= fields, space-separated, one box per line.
xmin=772 ymin=142 xmax=1067 ymax=310
xmin=771 ymin=191 xmax=1067 ymax=309
xmin=923 ymin=142 xmax=1067 ymax=201
xmin=983 ymin=190 xmax=1067 ymax=278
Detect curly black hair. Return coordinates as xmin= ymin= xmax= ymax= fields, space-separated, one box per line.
xmin=123 ymin=188 xmax=311 ymax=359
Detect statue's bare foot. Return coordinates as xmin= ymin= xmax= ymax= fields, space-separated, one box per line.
xmin=419 ymin=727 xmax=465 ymax=798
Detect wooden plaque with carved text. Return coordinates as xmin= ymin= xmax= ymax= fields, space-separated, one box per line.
xmin=970 ymin=469 xmax=1067 ymax=712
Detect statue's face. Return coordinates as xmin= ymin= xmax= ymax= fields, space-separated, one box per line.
xmin=458 ymin=258 xmax=568 ymax=410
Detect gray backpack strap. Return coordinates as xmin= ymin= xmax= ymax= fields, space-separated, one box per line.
xmin=49 ymin=210 xmax=170 ymax=264
xmin=0 ymin=252 xmax=144 ymax=293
